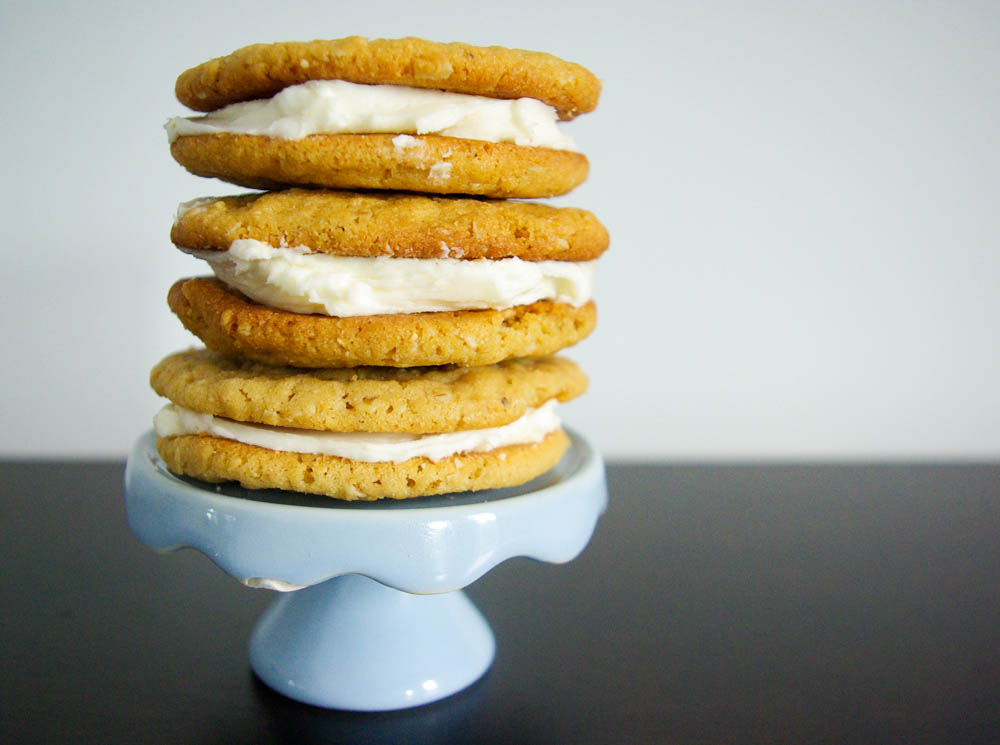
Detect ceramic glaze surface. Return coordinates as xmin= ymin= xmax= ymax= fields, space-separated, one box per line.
xmin=124 ymin=429 xmax=606 ymax=710
xmin=249 ymin=574 xmax=495 ymax=710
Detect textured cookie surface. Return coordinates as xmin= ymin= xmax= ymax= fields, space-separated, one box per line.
xmin=157 ymin=429 xmax=569 ymax=501
xmin=175 ymin=37 xmax=600 ymax=119
xmin=170 ymin=133 xmax=588 ymax=197
xmin=152 ymin=348 xmax=586 ymax=433
xmin=168 ymin=278 xmax=597 ymax=368
xmin=173 ymin=189 xmax=608 ymax=261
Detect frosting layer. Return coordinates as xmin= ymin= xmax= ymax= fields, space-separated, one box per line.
xmin=192 ymin=239 xmax=596 ymax=316
xmin=166 ymin=79 xmax=577 ymax=151
xmin=154 ymin=400 xmax=561 ymax=463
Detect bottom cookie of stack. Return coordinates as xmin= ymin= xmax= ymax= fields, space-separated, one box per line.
xmin=151 ymin=349 xmax=586 ymax=501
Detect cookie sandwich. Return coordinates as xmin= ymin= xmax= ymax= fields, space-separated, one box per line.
xmin=165 ymin=36 xmax=600 ymax=197
xmin=151 ymin=349 xmax=587 ymax=500
xmin=168 ymin=189 xmax=607 ymax=368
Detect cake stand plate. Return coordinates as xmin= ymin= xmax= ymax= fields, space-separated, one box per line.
xmin=124 ymin=429 xmax=607 ymax=711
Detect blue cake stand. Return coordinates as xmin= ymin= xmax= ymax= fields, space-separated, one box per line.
xmin=124 ymin=429 xmax=607 ymax=711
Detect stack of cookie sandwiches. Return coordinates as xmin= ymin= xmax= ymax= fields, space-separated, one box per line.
xmin=152 ymin=36 xmax=607 ymax=500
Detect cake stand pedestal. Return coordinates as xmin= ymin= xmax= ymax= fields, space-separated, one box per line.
xmin=124 ymin=429 xmax=606 ymax=711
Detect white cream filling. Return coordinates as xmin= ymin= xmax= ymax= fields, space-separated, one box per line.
xmin=154 ymin=400 xmax=560 ymax=463
xmin=191 ymin=239 xmax=596 ymax=316
xmin=165 ymin=79 xmax=577 ymax=151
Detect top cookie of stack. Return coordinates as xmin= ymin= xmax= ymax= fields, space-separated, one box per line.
xmin=166 ymin=36 xmax=600 ymax=198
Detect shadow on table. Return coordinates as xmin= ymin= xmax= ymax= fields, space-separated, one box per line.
xmin=247 ymin=668 xmax=552 ymax=745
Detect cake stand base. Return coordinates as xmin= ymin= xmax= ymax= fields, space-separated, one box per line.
xmin=125 ymin=428 xmax=606 ymax=712
xmin=249 ymin=573 xmax=494 ymax=710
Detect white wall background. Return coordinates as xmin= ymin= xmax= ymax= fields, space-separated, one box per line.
xmin=1 ymin=1 xmax=997 ymax=460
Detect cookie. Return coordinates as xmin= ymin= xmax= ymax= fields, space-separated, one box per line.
xmin=167 ymin=278 xmax=597 ymax=368
xmin=172 ymin=189 xmax=609 ymax=261
xmin=150 ymin=348 xmax=587 ymax=433
xmin=156 ymin=430 xmax=569 ymax=501
xmin=152 ymin=346 xmax=583 ymax=500
xmin=167 ymin=37 xmax=599 ymax=196
xmin=175 ymin=36 xmax=601 ymax=119
xmin=168 ymin=133 xmax=588 ymax=198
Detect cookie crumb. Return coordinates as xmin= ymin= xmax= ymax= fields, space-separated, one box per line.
xmin=392 ymin=134 xmax=422 ymax=150
xmin=173 ymin=197 xmax=217 ymax=226
xmin=428 ymin=161 xmax=452 ymax=183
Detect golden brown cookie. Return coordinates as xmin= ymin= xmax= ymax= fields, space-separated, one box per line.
xmin=175 ymin=37 xmax=601 ymax=119
xmin=151 ymin=348 xmax=587 ymax=433
xmin=169 ymin=133 xmax=589 ymax=198
xmin=156 ymin=429 xmax=570 ymax=501
xmin=168 ymin=277 xmax=597 ymax=368
xmin=173 ymin=189 xmax=608 ymax=261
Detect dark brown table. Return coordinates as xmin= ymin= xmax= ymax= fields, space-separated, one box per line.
xmin=3 ymin=460 xmax=999 ymax=744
